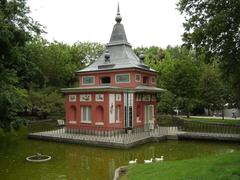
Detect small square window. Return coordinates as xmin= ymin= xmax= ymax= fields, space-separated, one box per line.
xmin=143 ymin=76 xmax=149 ymax=84
xmin=100 ymin=76 xmax=111 ymax=84
xmin=82 ymin=76 xmax=94 ymax=85
xmin=135 ymin=74 xmax=141 ymax=82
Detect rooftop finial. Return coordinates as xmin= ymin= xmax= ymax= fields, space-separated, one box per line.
xmin=139 ymin=50 xmax=145 ymax=63
xmin=115 ymin=3 xmax=122 ymax=23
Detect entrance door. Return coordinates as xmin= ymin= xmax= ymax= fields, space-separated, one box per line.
xmin=144 ymin=105 xmax=154 ymax=130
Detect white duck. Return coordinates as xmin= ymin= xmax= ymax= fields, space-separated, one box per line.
xmin=144 ymin=158 xmax=153 ymax=164
xmin=155 ymin=156 xmax=164 ymax=162
xmin=129 ymin=159 xmax=137 ymax=164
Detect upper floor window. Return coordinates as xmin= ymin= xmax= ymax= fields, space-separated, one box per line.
xmin=101 ymin=76 xmax=111 ymax=85
xmin=82 ymin=76 xmax=95 ymax=85
xmin=135 ymin=74 xmax=141 ymax=82
xmin=115 ymin=74 xmax=130 ymax=83
xmin=151 ymin=77 xmax=156 ymax=83
xmin=143 ymin=76 xmax=149 ymax=84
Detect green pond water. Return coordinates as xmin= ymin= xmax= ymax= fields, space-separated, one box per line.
xmin=0 ymin=129 xmax=240 ymax=180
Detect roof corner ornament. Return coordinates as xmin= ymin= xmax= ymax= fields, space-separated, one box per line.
xmin=139 ymin=51 xmax=145 ymax=63
xmin=104 ymin=49 xmax=110 ymax=63
xmin=115 ymin=3 xmax=122 ymax=23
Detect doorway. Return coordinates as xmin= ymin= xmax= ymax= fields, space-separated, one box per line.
xmin=144 ymin=105 xmax=154 ymax=130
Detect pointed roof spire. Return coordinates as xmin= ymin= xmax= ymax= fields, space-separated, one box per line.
xmin=115 ymin=3 xmax=122 ymax=23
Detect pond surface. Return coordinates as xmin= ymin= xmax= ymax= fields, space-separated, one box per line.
xmin=0 ymin=130 xmax=239 ymax=180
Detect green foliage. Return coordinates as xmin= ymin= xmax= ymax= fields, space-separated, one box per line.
xmin=157 ymin=91 xmax=176 ymax=115
xmin=156 ymin=115 xmax=181 ymax=126
xmin=198 ymin=64 xmax=226 ymax=113
xmin=157 ymin=47 xmax=200 ymax=115
xmin=26 ymin=39 xmax=104 ymax=88
xmin=28 ymin=88 xmax=64 ymax=119
xmin=178 ymin=0 xmax=240 ymax=103
xmin=0 ymin=0 xmax=42 ymax=131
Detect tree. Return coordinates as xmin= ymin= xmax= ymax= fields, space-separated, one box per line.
xmin=0 ymin=0 xmax=42 ymax=131
xmin=158 ymin=47 xmax=200 ymax=117
xmin=29 ymin=88 xmax=64 ymax=119
xmin=26 ymin=40 xmax=104 ymax=88
xmin=157 ymin=91 xmax=176 ymax=116
xmin=197 ymin=64 xmax=225 ymax=116
xmin=178 ymin=0 xmax=240 ymax=104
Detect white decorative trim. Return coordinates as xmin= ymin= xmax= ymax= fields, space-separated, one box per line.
xmin=80 ymin=94 xmax=92 ymax=102
xmin=115 ymin=94 xmax=121 ymax=101
xmin=69 ymin=121 xmax=77 ymax=124
xmin=95 ymin=94 xmax=104 ymax=102
xmin=81 ymin=121 xmax=92 ymax=124
xmin=109 ymin=94 xmax=115 ymax=124
xmin=137 ymin=116 xmax=141 ymax=123
xmin=82 ymin=76 xmax=95 ymax=85
xmin=95 ymin=122 xmax=104 ymax=125
xmin=69 ymin=95 xmax=76 ymax=102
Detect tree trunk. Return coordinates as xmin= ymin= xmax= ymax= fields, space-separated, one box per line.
xmin=222 ymin=108 xmax=224 ymax=120
xmin=207 ymin=108 xmax=210 ymax=116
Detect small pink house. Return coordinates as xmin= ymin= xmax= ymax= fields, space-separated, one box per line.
xmin=62 ymin=6 xmax=163 ymax=131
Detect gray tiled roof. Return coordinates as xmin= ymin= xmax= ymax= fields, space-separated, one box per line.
xmin=77 ymin=8 xmax=156 ymax=73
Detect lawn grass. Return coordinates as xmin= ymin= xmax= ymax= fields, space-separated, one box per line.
xmin=181 ymin=117 xmax=240 ymax=125
xmin=122 ymin=151 xmax=240 ymax=180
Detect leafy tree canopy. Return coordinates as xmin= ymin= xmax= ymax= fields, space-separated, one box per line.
xmin=178 ymin=0 xmax=240 ymax=102
xmin=0 ymin=0 xmax=42 ymax=131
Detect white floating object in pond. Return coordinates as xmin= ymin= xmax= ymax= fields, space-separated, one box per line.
xmin=144 ymin=158 xmax=153 ymax=164
xmin=129 ymin=159 xmax=137 ymax=164
xmin=155 ymin=156 xmax=164 ymax=162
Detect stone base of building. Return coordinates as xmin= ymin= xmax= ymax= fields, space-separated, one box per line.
xmin=28 ymin=127 xmax=240 ymax=148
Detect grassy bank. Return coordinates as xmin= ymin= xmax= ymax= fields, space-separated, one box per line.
xmin=182 ymin=117 xmax=240 ymax=125
xmin=122 ymin=151 xmax=240 ymax=180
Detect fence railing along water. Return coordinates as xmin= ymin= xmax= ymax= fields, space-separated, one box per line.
xmin=27 ymin=118 xmax=240 ymax=146
xmin=28 ymin=120 xmax=179 ymax=146
xmin=177 ymin=120 xmax=240 ymax=134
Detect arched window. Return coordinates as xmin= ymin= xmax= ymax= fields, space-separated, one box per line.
xmin=69 ymin=106 xmax=76 ymax=121
xmin=96 ymin=106 xmax=104 ymax=123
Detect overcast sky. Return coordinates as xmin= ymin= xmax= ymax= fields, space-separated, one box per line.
xmin=27 ymin=0 xmax=184 ymax=48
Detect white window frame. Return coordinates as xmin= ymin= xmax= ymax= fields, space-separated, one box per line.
xmin=81 ymin=106 xmax=92 ymax=123
xmin=115 ymin=73 xmax=130 ymax=83
xmin=82 ymin=76 xmax=95 ymax=85
xmin=135 ymin=74 xmax=141 ymax=82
